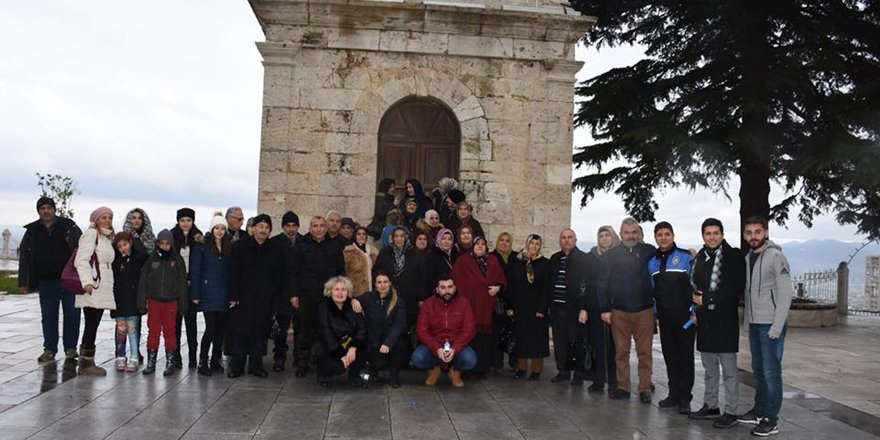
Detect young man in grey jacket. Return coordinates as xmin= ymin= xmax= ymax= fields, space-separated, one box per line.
xmin=739 ymin=216 xmax=793 ymax=437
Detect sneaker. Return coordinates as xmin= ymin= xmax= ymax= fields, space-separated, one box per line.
xmin=639 ymin=392 xmax=652 ymax=404
xmin=125 ymin=359 xmax=139 ymax=372
xmin=738 ymin=409 xmax=761 ymax=425
xmin=751 ymin=418 xmax=778 ymax=436
xmin=658 ymin=396 xmax=678 ymax=408
xmin=64 ymin=348 xmax=78 ymax=359
xmin=115 ymin=357 xmax=127 ymax=372
xmin=550 ymin=372 xmax=571 ymax=383
xmin=713 ymin=413 xmax=738 ymax=429
xmin=37 ymin=350 xmax=56 ymax=363
xmin=689 ymin=405 xmax=721 ymax=420
xmin=587 ymin=382 xmax=605 ymax=393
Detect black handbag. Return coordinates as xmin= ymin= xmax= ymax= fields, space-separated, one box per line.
xmin=498 ymin=317 xmax=516 ymax=354
xmin=565 ymin=325 xmax=592 ymax=373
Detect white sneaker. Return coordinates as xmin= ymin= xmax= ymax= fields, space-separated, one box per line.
xmin=115 ymin=357 xmax=126 ymax=372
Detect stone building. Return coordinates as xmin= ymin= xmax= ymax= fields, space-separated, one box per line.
xmin=249 ymin=0 xmax=593 ymax=245
xmin=866 ymin=255 xmax=880 ymax=311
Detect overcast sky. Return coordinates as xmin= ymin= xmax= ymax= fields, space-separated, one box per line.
xmin=0 ymin=1 xmax=866 ymax=248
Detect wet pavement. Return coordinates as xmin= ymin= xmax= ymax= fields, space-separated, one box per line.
xmin=0 ymin=293 xmax=878 ymax=439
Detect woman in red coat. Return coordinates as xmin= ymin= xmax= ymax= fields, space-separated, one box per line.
xmin=451 ymin=236 xmax=506 ymax=377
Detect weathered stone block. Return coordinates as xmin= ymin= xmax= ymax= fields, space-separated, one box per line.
xmin=300 ymin=88 xmax=361 ymax=111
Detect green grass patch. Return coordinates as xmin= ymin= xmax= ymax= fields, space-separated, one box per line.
xmin=0 ymin=270 xmax=21 ymax=294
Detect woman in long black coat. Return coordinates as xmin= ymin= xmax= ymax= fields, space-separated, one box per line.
xmin=491 ymin=231 xmax=518 ymax=372
xmin=373 ymin=226 xmax=427 ymax=328
xmin=425 ymin=228 xmax=457 ymax=293
xmin=508 ymin=234 xmax=552 ymax=381
xmin=226 ymin=215 xmax=286 ymax=378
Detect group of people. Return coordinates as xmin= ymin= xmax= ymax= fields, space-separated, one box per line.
xmin=17 ymin=176 xmax=793 ymax=437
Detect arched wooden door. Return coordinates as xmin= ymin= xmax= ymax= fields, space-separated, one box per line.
xmin=377 ymin=97 xmax=460 ymax=191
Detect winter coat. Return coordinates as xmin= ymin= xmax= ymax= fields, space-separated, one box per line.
xmin=291 ymin=234 xmax=346 ymax=301
xmin=227 ymin=236 xmax=286 ymax=336
xmin=189 ymin=242 xmax=231 ymax=313
xmin=425 ymin=245 xmax=457 ymax=294
xmin=648 ymin=245 xmax=694 ymax=316
xmin=508 ymin=256 xmax=552 ymax=358
xmin=18 ymin=216 xmax=81 ymax=291
xmin=111 ymin=247 xmax=147 ymax=318
xmin=314 ymin=297 xmax=367 ymax=360
xmin=549 ymin=247 xmax=592 ymax=309
xmin=343 ymin=243 xmax=378 ymax=297
xmin=693 ymin=240 xmax=745 ymax=353
xmin=374 ymin=246 xmax=428 ymax=325
xmin=578 ymin=250 xmax=603 ymax=313
xmin=137 ymin=250 xmax=188 ymax=313
xmin=451 ymin=253 xmax=507 ymax=333
xmin=416 ymin=293 xmax=475 ymax=354
xmin=744 ymin=240 xmax=793 ymax=338
xmin=74 ymin=228 xmax=116 ymax=310
xmin=597 ymin=243 xmax=656 ymax=313
xmin=269 ymin=232 xmax=301 ymax=315
xmin=171 ymin=225 xmax=204 ymax=276
xmin=491 ymin=250 xmax=518 ymax=303
xmin=359 ymin=290 xmax=407 ymax=351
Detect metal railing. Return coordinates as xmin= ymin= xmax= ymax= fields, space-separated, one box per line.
xmin=791 ymin=269 xmax=838 ymax=304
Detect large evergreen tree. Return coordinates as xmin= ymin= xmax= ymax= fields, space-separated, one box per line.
xmin=570 ymin=1 xmax=880 ymax=239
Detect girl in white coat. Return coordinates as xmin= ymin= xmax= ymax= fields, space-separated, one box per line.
xmin=75 ymin=206 xmax=117 ymax=375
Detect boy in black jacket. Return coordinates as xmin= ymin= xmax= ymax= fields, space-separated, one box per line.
xmin=137 ymin=229 xmax=188 ymax=376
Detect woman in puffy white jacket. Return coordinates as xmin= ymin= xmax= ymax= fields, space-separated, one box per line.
xmin=74 ymin=206 xmax=117 ymax=375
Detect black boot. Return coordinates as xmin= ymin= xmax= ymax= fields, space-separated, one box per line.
xmin=188 ymin=346 xmax=198 ymax=368
xmin=389 ymin=370 xmax=401 ymax=389
xmin=164 ymin=350 xmax=177 ymax=377
xmin=273 ymin=357 xmax=285 ymax=372
xmin=142 ymin=350 xmax=158 ymax=375
xmin=172 ymin=349 xmax=183 ymax=369
xmin=210 ymin=358 xmax=224 ymax=374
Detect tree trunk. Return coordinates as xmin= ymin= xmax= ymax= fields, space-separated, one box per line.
xmin=738 ymin=163 xmax=771 ymax=250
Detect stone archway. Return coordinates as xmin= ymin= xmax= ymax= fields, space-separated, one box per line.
xmin=376 ymin=96 xmax=461 ymax=191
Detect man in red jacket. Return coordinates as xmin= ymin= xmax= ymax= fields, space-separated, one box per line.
xmin=412 ymin=274 xmax=476 ymax=387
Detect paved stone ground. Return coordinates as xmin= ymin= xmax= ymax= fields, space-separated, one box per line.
xmin=0 ymin=293 xmax=878 ymax=439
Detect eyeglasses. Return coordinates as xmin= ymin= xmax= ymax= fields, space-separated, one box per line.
xmin=230 ymin=217 xmax=244 ymax=221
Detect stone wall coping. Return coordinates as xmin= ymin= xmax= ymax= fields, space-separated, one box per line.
xmin=249 ymin=0 xmax=596 ymax=42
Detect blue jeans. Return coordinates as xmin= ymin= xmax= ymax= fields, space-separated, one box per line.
xmin=115 ymin=316 xmax=141 ymax=360
xmin=410 ymin=344 xmax=477 ymax=371
xmin=38 ymin=279 xmax=81 ymax=353
xmin=749 ymin=323 xmax=787 ymax=424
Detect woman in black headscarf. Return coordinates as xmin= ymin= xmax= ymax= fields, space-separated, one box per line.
xmin=373 ymin=226 xmax=427 ymax=329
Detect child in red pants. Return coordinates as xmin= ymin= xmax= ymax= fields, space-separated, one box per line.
xmin=137 ymin=229 xmax=188 ymax=376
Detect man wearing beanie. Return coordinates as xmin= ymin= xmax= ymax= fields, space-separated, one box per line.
xmin=19 ymin=197 xmax=83 ymax=364
xmin=227 ymin=214 xmax=287 ymax=377
xmin=269 ymin=210 xmax=302 ymax=371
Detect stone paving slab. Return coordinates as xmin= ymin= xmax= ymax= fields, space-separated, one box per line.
xmin=0 ymin=293 xmax=877 ymax=439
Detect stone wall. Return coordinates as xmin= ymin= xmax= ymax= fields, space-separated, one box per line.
xmin=251 ymin=0 xmax=593 ymax=247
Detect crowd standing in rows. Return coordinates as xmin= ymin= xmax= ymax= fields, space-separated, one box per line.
xmin=17 ymin=177 xmax=793 ymax=437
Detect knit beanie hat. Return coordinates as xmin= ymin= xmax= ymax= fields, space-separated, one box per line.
xmin=177 ymin=207 xmax=195 ymax=221
xmin=157 ymin=229 xmax=174 ymax=246
xmin=253 ymin=214 xmax=272 ymax=230
xmin=447 ymin=189 xmax=466 ymax=204
xmin=281 ymin=211 xmax=300 ymax=226
xmin=209 ymin=211 xmax=228 ymax=231
xmin=89 ymin=206 xmax=113 ymax=225
xmin=36 ymin=196 xmax=56 ymax=211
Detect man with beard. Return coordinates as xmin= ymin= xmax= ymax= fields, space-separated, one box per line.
xmin=411 ymin=275 xmax=476 ymax=388
xmin=598 ymin=217 xmax=656 ymax=404
xmin=738 ymin=217 xmax=793 ymax=437
xmin=689 ymin=218 xmax=745 ymax=429
xmin=226 ymin=214 xmax=286 ymax=378
xmin=290 ymin=216 xmax=346 ymax=378
xmin=270 ymin=211 xmax=301 ymax=372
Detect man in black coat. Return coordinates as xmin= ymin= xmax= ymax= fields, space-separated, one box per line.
xmin=18 ymin=197 xmax=83 ymax=363
xmin=269 ymin=211 xmax=302 ymax=372
xmin=689 ymin=218 xmax=745 ymax=428
xmin=290 ymin=215 xmax=346 ymax=378
xmin=548 ymin=228 xmax=590 ymax=386
xmin=226 ymin=214 xmax=287 ymax=378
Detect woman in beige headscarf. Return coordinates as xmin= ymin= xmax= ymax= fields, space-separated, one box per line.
xmin=577 ymin=225 xmax=620 ymax=392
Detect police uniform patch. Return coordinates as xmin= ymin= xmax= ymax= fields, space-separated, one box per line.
xmin=672 ymin=256 xmax=681 ymax=266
